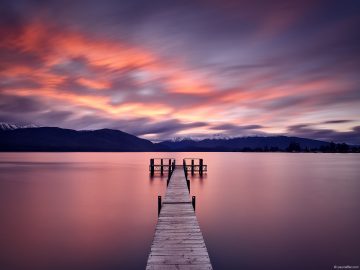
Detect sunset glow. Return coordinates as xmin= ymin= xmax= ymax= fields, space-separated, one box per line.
xmin=0 ymin=1 xmax=359 ymax=143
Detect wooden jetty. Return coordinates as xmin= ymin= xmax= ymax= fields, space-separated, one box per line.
xmin=146 ymin=159 xmax=212 ymax=270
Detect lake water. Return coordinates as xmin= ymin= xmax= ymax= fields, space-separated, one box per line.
xmin=0 ymin=153 xmax=359 ymax=270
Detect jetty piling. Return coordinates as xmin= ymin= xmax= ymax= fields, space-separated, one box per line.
xmin=150 ymin=158 xmax=155 ymax=176
xmin=191 ymin=159 xmax=195 ymax=175
xmin=157 ymin=196 xmax=162 ymax=216
xmin=160 ymin=159 xmax=163 ymax=175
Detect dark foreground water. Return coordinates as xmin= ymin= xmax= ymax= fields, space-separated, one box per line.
xmin=0 ymin=153 xmax=359 ymax=270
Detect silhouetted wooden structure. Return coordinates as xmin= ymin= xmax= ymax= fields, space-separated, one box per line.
xmin=150 ymin=158 xmax=207 ymax=177
xmin=146 ymin=159 xmax=212 ymax=269
xmin=150 ymin=158 xmax=176 ymax=176
xmin=183 ymin=158 xmax=207 ymax=176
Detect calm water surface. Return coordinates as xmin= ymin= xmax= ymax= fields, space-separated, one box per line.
xmin=0 ymin=153 xmax=359 ymax=270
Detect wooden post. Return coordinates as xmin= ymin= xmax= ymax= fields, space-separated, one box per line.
xmin=192 ymin=196 xmax=196 ymax=211
xmin=199 ymin=159 xmax=203 ymax=176
xmin=191 ymin=159 xmax=195 ymax=175
xmin=158 ymin=196 xmax=162 ymax=216
xmin=150 ymin=158 xmax=154 ymax=176
xmin=168 ymin=159 xmax=172 ymax=174
xmin=187 ymin=179 xmax=190 ymax=193
xmin=160 ymin=159 xmax=163 ymax=175
xmin=183 ymin=159 xmax=187 ymax=178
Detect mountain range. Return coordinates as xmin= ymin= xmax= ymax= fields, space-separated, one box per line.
xmin=158 ymin=136 xmax=330 ymax=151
xmin=0 ymin=122 xmax=338 ymax=152
xmin=0 ymin=125 xmax=156 ymax=151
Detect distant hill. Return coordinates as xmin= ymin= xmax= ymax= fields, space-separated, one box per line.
xmin=0 ymin=123 xmax=343 ymax=152
xmin=157 ymin=136 xmax=330 ymax=151
xmin=0 ymin=127 xmax=157 ymax=151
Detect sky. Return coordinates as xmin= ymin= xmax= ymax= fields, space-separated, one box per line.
xmin=0 ymin=0 xmax=359 ymax=143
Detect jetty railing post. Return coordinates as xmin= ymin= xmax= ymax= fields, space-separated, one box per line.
xmin=199 ymin=159 xmax=203 ymax=176
xmin=168 ymin=159 xmax=172 ymax=174
xmin=150 ymin=158 xmax=154 ymax=176
xmin=167 ymin=163 xmax=171 ymax=186
xmin=192 ymin=196 xmax=196 ymax=211
xmin=183 ymin=159 xmax=187 ymax=178
xmin=158 ymin=196 xmax=162 ymax=216
xmin=187 ymin=179 xmax=190 ymax=193
xmin=191 ymin=159 xmax=195 ymax=175
xmin=160 ymin=159 xmax=163 ymax=175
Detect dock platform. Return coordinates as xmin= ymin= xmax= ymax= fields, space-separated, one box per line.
xmin=146 ymin=164 xmax=212 ymax=269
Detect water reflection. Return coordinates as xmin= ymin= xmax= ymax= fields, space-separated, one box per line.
xmin=0 ymin=153 xmax=359 ymax=270
xmin=0 ymin=153 xmax=167 ymax=270
xmin=189 ymin=153 xmax=360 ymax=270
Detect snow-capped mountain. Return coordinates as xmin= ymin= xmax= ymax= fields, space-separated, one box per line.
xmin=208 ymin=134 xmax=233 ymax=140
xmin=170 ymin=134 xmax=232 ymax=142
xmin=0 ymin=122 xmax=40 ymax=131
xmin=171 ymin=136 xmax=200 ymax=142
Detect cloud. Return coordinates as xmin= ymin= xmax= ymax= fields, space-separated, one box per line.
xmin=0 ymin=48 xmax=44 ymax=72
xmin=49 ymin=56 xmax=94 ymax=77
xmin=0 ymin=0 xmax=359 ymax=143
xmin=211 ymin=124 xmax=263 ymax=130
xmin=0 ymin=94 xmax=44 ymax=113
xmin=322 ymin=120 xmax=354 ymax=125
xmin=209 ymin=123 xmax=266 ymax=137
xmin=287 ymin=124 xmax=360 ymax=145
xmin=0 ymin=76 xmax=42 ymax=90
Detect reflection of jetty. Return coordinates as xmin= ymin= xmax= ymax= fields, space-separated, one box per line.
xmin=146 ymin=158 xmax=212 ymax=270
xmin=149 ymin=158 xmax=207 ymax=176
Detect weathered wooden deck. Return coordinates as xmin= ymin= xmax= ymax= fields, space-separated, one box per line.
xmin=146 ymin=168 xmax=213 ymax=270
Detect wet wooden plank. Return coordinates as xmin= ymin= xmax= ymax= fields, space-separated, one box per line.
xmin=147 ymin=255 xmax=211 ymax=264
xmin=146 ymin=265 xmax=212 ymax=270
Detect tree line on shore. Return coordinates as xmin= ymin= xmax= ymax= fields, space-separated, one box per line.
xmin=236 ymin=142 xmax=359 ymax=153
